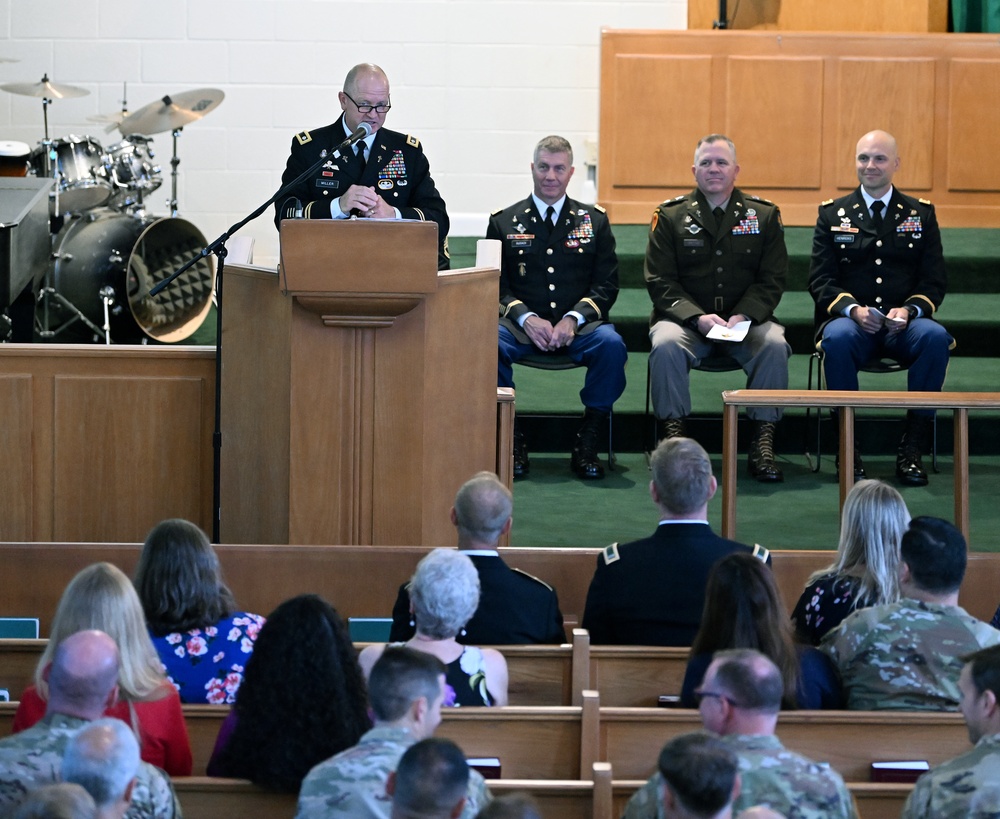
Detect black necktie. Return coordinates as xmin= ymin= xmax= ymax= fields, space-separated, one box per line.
xmin=871 ymin=200 xmax=884 ymax=231
xmin=545 ymin=205 xmax=556 ymax=230
xmin=356 ymin=141 xmax=367 ymax=173
xmin=713 ymin=206 xmax=725 ymax=229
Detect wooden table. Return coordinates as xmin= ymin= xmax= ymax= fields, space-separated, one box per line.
xmin=720 ymin=390 xmax=1000 ymax=542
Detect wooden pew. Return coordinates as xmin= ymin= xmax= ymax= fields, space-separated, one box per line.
xmin=598 ymin=708 xmax=970 ymax=781
xmin=612 ymin=780 xmax=913 ymax=819
xmin=1 ymin=543 xmax=997 ymax=636
xmin=172 ymin=765 xmax=614 ymax=819
xmin=0 ymin=639 xmax=44 ymax=701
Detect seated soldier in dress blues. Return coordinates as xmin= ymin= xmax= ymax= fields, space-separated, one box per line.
xmin=487 ymin=135 xmax=627 ymax=481
xmin=274 ymin=62 xmax=450 ymax=270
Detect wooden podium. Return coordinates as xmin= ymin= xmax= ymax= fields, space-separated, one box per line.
xmin=219 ymin=220 xmax=500 ymax=546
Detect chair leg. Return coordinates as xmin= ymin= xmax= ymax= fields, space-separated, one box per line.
xmin=805 ymin=351 xmax=824 ymax=473
xmin=607 ymin=410 xmax=615 ymax=471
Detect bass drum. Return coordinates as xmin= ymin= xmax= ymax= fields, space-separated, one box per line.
xmin=51 ymin=209 xmax=215 ymax=343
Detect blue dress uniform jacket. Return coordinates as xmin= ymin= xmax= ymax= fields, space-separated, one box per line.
xmin=808 ymin=187 xmax=946 ymax=331
xmin=644 ymin=188 xmax=787 ymax=326
xmin=486 ymin=196 xmax=618 ymax=341
xmin=274 ymin=114 xmax=450 ymax=269
xmin=581 ymin=523 xmax=769 ymax=646
xmin=388 ymin=554 xmax=566 ymax=645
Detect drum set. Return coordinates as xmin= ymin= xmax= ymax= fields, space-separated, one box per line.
xmin=1 ymin=75 xmax=224 ymax=343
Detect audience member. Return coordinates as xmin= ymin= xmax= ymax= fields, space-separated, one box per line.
xmin=362 ymin=549 xmax=508 ymax=706
xmin=474 ymin=794 xmax=542 ymax=819
xmin=388 ymin=738 xmax=470 ymax=819
xmin=903 ymin=644 xmax=1000 ymax=817
xmin=62 ymin=718 xmax=141 ymax=819
xmin=390 ymin=473 xmax=564 ymax=645
xmin=623 ymin=732 xmax=740 ymax=819
xmin=11 ymin=783 xmax=96 ymax=819
xmin=822 ymin=516 xmax=1000 ymax=710
xmin=682 ymin=554 xmax=840 ymax=710
xmin=0 ymin=630 xmax=179 ymax=818
xmin=11 ymin=563 xmax=192 ymax=776
xmin=623 ymin=650 xmax=856 ymax=818
xmin=644 ymin=133 xmax=790 ymax=482
xmin=582 ymin=437 xmax=769 ymax=645
xmin=791 ymin=480 xmax=908 ymax=645
xmin=297 ymin=646 xmax=491 ymax=818
xmin=487 ymin=134 xmax=626 ymax=481
xmin=207 ymin=594 xmax=371 ymax=791
xmin=134 ymin=518 xmax=265 ymax=704
xmin=808 ymin=129 xmax=952 ymax=486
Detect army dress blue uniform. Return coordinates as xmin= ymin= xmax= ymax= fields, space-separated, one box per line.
xmin=274 ymin=114 xmax=450 ymax=269
xmin=486 ymin=196 xmax=626 ymax=415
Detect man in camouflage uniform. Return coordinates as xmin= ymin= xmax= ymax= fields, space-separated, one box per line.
xmin=903 ymin=644 xmax=1000 ymax=817
xmin=296 ymin=647 xmax=489 ymax=819
xmin=622 ymin=650 xmax=857 ymax=819
xmin=388 ymin=738 xmax=470 ymax=819
xmin=821 ymin=516 xmax=1000 ymax=711
xmin=0 ymin=630 xmax=180 ymax=819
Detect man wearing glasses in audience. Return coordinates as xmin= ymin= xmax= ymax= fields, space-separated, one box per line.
xmin=274 ymin=62 xmax=450 ymax=269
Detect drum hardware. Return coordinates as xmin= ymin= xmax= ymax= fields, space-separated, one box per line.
xmin=88 ymin=81 xmax=129 ymax=134
xmin=99 ymin=285 xmax=115 ymax=345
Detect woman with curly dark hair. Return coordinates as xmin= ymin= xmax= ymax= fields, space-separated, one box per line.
xmin=134 ymin=518 xmax=265 ymax=704
xmin=206 ymin=594 xmax=371 ymax=791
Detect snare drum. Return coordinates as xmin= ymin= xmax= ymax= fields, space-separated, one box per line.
xmin=29 ymin=134 xmax=112 ymax=212
xmin=107 ymin=134 xmax=163 ymax=207
xmin=0 ymin=140 xmax=30 ymax=177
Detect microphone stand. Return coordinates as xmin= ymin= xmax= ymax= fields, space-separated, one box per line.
xmin=150 ymin=140 xmax=354 ymax=543
xmin=714 ymin=0 xmax=728 ymax=28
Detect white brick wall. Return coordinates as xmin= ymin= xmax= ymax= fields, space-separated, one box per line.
xmin=1 ymin=0 xmax=685 ymax=266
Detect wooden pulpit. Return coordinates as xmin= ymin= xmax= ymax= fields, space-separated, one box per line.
xmin=219 ymin=220 xmax=500 ymax=546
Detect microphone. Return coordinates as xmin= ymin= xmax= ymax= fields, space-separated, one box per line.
xmin=332 ymin=121 xmax=373 ymax=156
xmin=281 ymin=197 xmax=303 ymax=220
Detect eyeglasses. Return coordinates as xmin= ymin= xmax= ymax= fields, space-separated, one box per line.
xmin=344 ymin=91 xmax=391 ymax=114
xmin=693 ymin=689 xmax=740 ymax=708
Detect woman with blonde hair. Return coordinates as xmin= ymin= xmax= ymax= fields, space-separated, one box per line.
xmin=792 ymin=478 xmax=910 ymax=645
xmin=11 ymin=562 xmax=192 ymax=776
xmin=360 ymin=548 xmax=508 ymax=706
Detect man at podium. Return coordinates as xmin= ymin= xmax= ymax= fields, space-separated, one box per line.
xmin=274 ymin=62 xmax=451 ymax=270
xmin=487 ymin=135 xmax=627 ymax=481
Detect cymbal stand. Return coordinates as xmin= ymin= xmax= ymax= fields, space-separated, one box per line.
xmin=38 ymin=93 xmax=61 ymax=216
xmin=169 ymin=127 xmax=182 ymax=216
xmin=35 ymin=280 xmax=104 ymax=342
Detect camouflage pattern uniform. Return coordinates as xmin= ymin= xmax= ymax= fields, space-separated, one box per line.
xmin=621 ymin=733 xmax=857 ymax=819
xmin=295 ymin=725 xmax=490 ymax=819
xmin=902 ymin=733 xmax=1000 ymax=818
xmin=0 ymin=713 xmax=180 ymax=818
xmin=820 ymin=599 xmax=1000 ymax=710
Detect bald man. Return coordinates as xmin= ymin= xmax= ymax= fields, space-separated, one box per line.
xmin=809 ymin=130 xmax=951 ymax=487
xmin=275 ymin=62 xmax=450 ymax=270
xmin=0 ymin=630 xmax=179 ymax=819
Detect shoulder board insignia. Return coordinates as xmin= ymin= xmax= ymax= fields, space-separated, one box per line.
xmin=820 ymin=198 xmax=834 ymax=206
xmin=752 ymin=543 xmax=770 ymax=562
xmin=746 ymin=194 xmax=773 ymax=204
xmin=602 ymin=542 xmax=620 ymax=565
xmin=919 ymin=198 xmax=932 ymax=205
xmin=660 ymin=196 xmax=686 ymax=207
xmin=594 ymin=203 xmax=607 ymax=214
xmin=512 ymin=567 xmax=553 ymax=591
xmin=406 ymin=134 xmax=420 ymax=148
xmin=490 ymin=207 xmax=503 ymax=216
xmin=295 ymin=130 xmax=312 ymax=145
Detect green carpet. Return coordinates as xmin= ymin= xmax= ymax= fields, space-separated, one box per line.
xmin=509 ymin=451 xmax=1000 ymax=553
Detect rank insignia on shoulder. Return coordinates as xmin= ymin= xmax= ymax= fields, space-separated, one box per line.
xmin=752 ymin=543 xmax=770 ymax=562
xmin=594 ymin=203 xmax=607 ymax=213
xmin=295 ymin=130 xmax=312 ymax=145
xmin=406 ymin=134 xmax=420 ymax=148
xmin=602 ymin=543 xmax=621 ymax=565
xmin=820 ymin=198 xmax=834 ymax=206
xmin=919 ymin=198 xmax=932 ymax=205
xmin=490 ymin=207 xmax=503 ymax=216
xmin=747 ymin=195 xmax=773 ymax=205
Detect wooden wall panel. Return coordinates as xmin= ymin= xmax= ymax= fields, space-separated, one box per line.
xmin=610 ymin=55 xmax=713 ymax=188
xmin=599 ymin=31 xmax=1000 ymax=226
xmin=835 ymin=59 xmax=937 ymax=191
xmin=948 ymin=60 xmax=1000 ymax=191
xmin=725 ymin=57 xmax=824 ymax=189
xmin=0 ymin=376 xmax=32 ymax=540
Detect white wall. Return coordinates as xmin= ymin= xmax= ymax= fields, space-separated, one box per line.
xmin=1 ymin=0 xmax=685 ymax=266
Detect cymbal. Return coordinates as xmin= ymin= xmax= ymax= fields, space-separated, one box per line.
xmin=88 ymin=111 xmax=127 ymax=125
xmin=118 ymin=87 xmax=224 ymax=136
xmin=0 ymin=73 xmax=89 ymax=99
